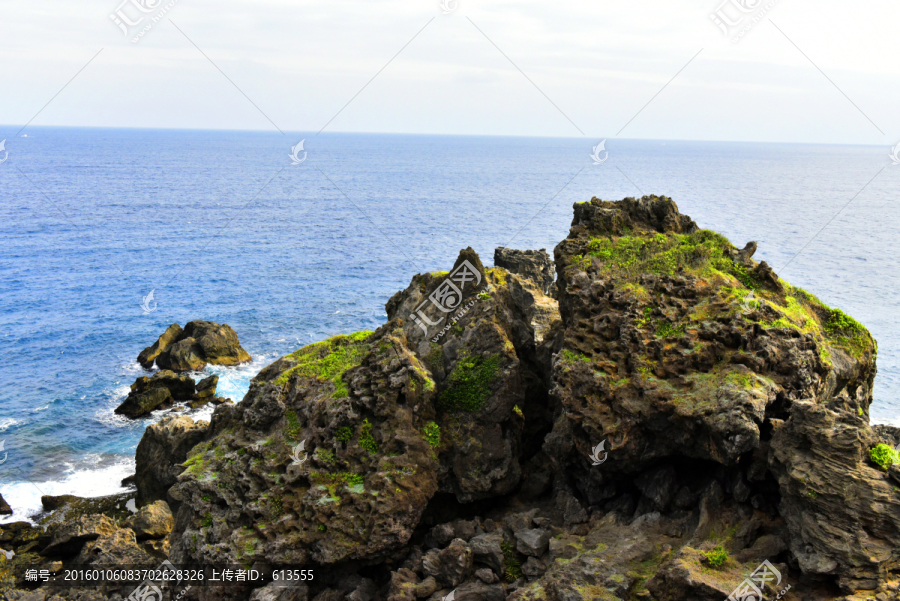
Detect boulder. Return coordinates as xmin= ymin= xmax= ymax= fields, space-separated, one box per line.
xmin=469 ymin=532 xmax=504 ymax=574
xmin=195 ymin=374 xmax=218 ymax=399
xmin=137 ymin=323 xmax=182 ymax=369
xmin=514 ymin=528 xmax=550 ymax=557
xmin=41 ymin=515 xmax=117 ymax=556
xmin=156 ymin=337 xmax=206 ymax=372
xmin=421 ymin=539 xmax=473 ymax=587
xmin=114 ymin=387 xmax=171 ymax=419
xmin=0 ymin=493 xmax=11 ymax=516
xmin=40 ymin=495 xmax=81 ymax=512
xmin=123 ymin=500 xmax=173 ymax=539
xmin=141 ymin=321 xmax=251 ymax=372
xmin=134 ymin=415 xmax=208 ymax=507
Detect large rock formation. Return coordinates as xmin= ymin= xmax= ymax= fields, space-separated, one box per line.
xmin=10 ymin=196 xmax=898 ymax=601
xmin=138 ymin=320 xmax=251 ymax=372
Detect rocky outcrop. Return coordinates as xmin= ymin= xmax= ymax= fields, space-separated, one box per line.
xmin=137 ymin=323 xmax=183 ymax=368
xmin=134 ymin=415 xmax=209 ymax=507
xmin=0 ymin=494 xmax=11 ymax=516
xmin=138 ymin=320 xmax=251 ymax=372
xmin=115 ymin=369 xmax=196 ymax=418
xmin=15 ymin=196 xmax=895 ymax=601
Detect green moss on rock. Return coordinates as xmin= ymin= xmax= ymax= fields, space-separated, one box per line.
xmin=438 ymin=354 xmax=501 ymax=412
xmin=276 ymin=331 xmax=373 ymax=397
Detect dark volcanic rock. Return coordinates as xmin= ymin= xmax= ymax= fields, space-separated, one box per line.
xmin=40 ymin=495 xmax=82 ymax=512
xmin=0 ymin=494 xmax=11 ymax=516
xmin=114 ymin=369 xmax=197 ymax=418
xmin=494 ymin=247 xmax=555 ymax=296
xmin=134 ymin=415 xmax=208 ymax=507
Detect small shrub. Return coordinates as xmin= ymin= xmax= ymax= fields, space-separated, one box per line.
xmin=284 ymin=410 xmax=302 ymax=440
xmin=335 ymin=426 xmax=353 ymax=443
xmin=423 ymin=422 xmax=441 ymax=448
xmin=359 ymin=419 xmax=379 ymax=454
xmin=870 ymin=443 xmax=900 ymax=471
xmin=201 ymin=513 xmax=213 ymax=528
xmin=704 ymin=545 xmax=728 ymax=568
xmin=501 ymin=542 xmax=523 ymax=581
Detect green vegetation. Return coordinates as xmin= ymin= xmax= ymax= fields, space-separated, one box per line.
xmin=423 ymin=422 xmax=441 ymax=448
xmin=276 ymin=332 xmax=373 ymax=397
xmin=201 ymin=513 xmax=213 ymax=528
xmin=870 ymin=443 xmax=900 ymax=471
xmin=635 ymin=306 xmax=653 ymax=328
xmin=703 ymin=545 xmax=728 ymax=568
xmin=655 ymin=321 xmax=685 ymax=339
xmin=586 ymin=229 xmax=760 ymax=287
xmin=501 ymin=542 xmax=523 ymax=582
xmin=513 ymin=405 xmax=524 ymax=418
xmin=316 ymin=448 xmax=335 ymax=464
xmin=478 ymin=291 xmax=491 ymax=300
xmin=359 ymin=419 xmax=379 ymax=454
xmin=335 ymin=426 xmax=353 ymax=443
xmin=270 ymin=496 xmax=283 ymax=517
xmin=486 ymin=267 xmax=507 ymax=286
xmin=432 ymin=271 xmax=449 ymax=278
xmin=438 ymin=354 xmax=501 ymax=412
xmin=318 ymin=524 xmax=326 ymax=532
xmin=284 ymin=409 xmax=302 ymax=440
xmin=561 ymin=349 xmax=590 ymax=364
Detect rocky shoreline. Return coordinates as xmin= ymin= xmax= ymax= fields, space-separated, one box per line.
xmin=1 ymin=196 xmax=898 ymax=601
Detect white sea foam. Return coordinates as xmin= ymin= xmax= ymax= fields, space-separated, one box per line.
xmin=0 ymin=455 xmax=135 ymax=525
xmin=0 ymin=419 xmax=21 ymax=433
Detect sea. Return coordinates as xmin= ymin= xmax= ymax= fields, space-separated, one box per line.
xmin=0 ymin=127 xmax=898 ymax=522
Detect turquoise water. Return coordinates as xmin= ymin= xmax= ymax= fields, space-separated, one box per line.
xmin=0 ymin=127 xmax=897 ymax=520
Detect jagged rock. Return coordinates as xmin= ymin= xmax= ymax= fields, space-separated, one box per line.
xmin=195 ymin=374 xmax=218 ymax=399
xmin=41 ymin=515 xmax=117 ymax=556
xmin=475 ymin=568 xmax=499 ymax=584
xmin=514 ymin=528 xmax=549 ymax=557
xmin=144 ymin=320 xmax=251 ymax=372
xmin=123 ymin=500 xmax=173 ymax=539
xmin=386 ymin=248 xmax=557 ymax=502
xmin=388 ymin=568 xmax=418 ymax=601
xmin=494 ymin=247 xmax=555 ymax=296
xmin=555 ymin=491 xmax=588 ymax=525
xmin=134 ymin=415 xmax=208 ymax=507
xmin=137 ymin=323 xmax=183 ymax=369
xmin=422 ymin=539 xmax=473 ymax=587
xmin=635 ymin=465 xmax=679 ymax=511
xmin=469 ymin=531 xmax=504 ymax=574
xmin=413 ymin=576 xmax=438 ymax=598
xmin=0 ymin=493 xmax=11 ymax=516
xmin=72 ymin=526 xmax=156 ymax=567
xmin=169 ymin=326 xmax=440 ymax=567
xmin=521 ymin=556 xmax=546 ymax=578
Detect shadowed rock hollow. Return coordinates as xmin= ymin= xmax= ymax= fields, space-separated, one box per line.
xmin=5 ymin=196 xmax=897 ymax=601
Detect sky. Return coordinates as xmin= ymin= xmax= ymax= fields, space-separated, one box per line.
xmin=1 ymin=0 xmax=898 ymax=145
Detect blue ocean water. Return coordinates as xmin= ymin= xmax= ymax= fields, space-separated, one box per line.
xmin=0 ymin=127 xmax=897 ymax=521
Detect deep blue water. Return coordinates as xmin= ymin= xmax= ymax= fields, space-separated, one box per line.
xmin=1 ymin=127 xmax=898 ymax=521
